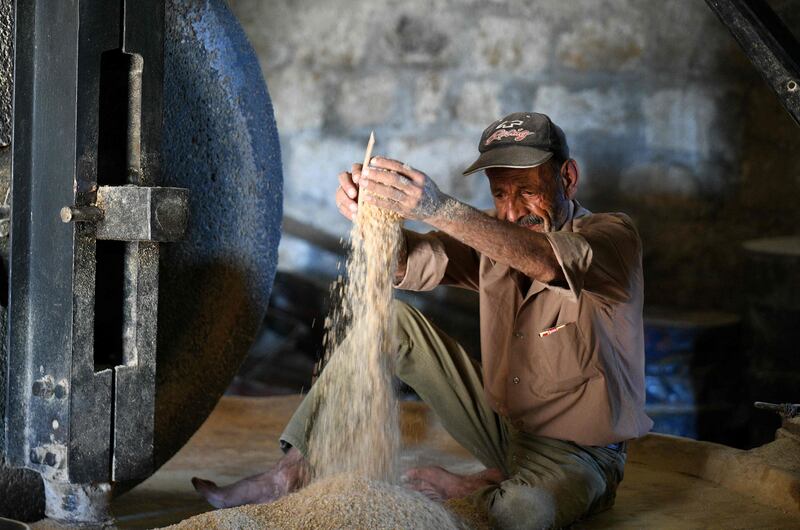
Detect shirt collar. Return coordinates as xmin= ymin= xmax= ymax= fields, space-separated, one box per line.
xmin=557 ymin=200 xmax=591 ymax=233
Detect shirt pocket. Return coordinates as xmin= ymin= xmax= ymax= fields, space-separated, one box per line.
xmin=536 ymin=322 xmax=593 ymax=393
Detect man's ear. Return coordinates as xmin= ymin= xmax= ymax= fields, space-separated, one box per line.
xmin=561 ymin=159 xmax=579 ymax=199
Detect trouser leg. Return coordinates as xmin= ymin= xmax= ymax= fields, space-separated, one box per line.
xmin=388 ymin=306 xmax=626 ymax=529
xmin=280 ymin=300 xmax=507 ymax=472
xmin=391 ymin=301 xmax=509 ymax=472
xmin=471 ymin=429 xmax=626 ymax=529
xmin=279 ymin=300 xmax=624 ymax=528
xmin=278 ymin=375 xmax=318 ymax=458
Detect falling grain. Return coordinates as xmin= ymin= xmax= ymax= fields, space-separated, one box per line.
xmin=307 ymin=140 xmax=404 ymax=481
xmin=164 ymin=136 xmax=474 ymax=529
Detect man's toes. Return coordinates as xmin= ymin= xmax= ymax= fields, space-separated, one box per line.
xmin=418 ymin=486 xmax=445 ymax=503
xmin=405 ymin=478 xmax=444 ymax=503
xmin=191 ymin=477 xmax=228 ymax=509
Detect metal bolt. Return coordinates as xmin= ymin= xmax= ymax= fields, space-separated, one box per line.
xmin=44 ymin=452 xmax=58 ymax=467
xmin=32 ymin=377 xmax=55 ymax=399
xmin=513 ymin=377 xmax=520 ymax=384
xmin=54 ymin=381 xmax=68 ymax=399
xmin=788 ymin=80 xmax=798 ymax=92
xmin=60 ymin=205 xmax=104 ymax=223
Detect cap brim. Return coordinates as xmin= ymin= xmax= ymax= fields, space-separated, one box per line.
xmin=461 ymin=145 xmax=553 ymax=176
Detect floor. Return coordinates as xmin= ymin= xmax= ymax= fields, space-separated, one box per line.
xmin=32 ymin=395 xmax=800 ymax=529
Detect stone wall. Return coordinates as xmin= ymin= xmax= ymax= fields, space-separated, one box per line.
xmin=228 ymin=0 xmax=800 ymax=312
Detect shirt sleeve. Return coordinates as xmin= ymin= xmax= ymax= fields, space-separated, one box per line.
xmin=543 ymin=213 xmax=641 ymax=303
xmin=395 ymin=230 xmax=481 ymax=292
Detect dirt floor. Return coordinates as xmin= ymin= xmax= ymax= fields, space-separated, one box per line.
xmin=31 ymin=395 xmax=800 ymax=529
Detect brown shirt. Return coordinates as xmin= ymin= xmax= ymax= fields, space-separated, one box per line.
xmin=396 ymin=201 xmax=653 ymax=446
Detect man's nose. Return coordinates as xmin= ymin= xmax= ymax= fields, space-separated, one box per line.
xmin=505 ymin=199 xmax=527 ymax=224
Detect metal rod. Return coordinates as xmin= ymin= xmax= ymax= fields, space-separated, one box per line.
xmin=754 ymin=401 xmax=800 ymax=418
xmin=60 ymin=205 xmax=104 ymax=223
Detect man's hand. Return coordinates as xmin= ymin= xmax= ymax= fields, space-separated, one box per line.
xmin=335 ymin=160 xmax=410 ymax=281
xmin=360 ymin=157 xmax=449 ymax=222
xmin=335 ymin=163 xmax=364 ymax=221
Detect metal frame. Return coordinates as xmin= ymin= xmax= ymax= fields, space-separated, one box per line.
xmin=6 ymin=0 xmax=185 ymax=522
xmin=705 ymin=0 xmax=800 ymax=127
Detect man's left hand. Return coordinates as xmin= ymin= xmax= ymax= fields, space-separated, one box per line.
xmin=360 ymin=157 xmax=448 ymax=221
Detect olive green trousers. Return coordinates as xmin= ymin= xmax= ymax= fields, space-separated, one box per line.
xmin=281 ymin=301 xmax=625 ymax=529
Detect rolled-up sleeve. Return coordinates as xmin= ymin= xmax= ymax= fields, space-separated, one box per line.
xmin=395 ymin=230 xmax=481 ymax=292
xmin=544 ymin=214 xmax=641 ymax=303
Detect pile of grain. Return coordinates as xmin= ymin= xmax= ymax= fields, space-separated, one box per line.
xmin=445 ymin=497 xmax=491 ymax=530
xmin=306 ymin=172 xmax=404 ymax=482
xmin=165 ymin=474 xmax=462 ymax=530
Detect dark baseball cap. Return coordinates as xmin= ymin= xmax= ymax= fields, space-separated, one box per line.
xmin=462 ymin=112 xmax=570 ymax=175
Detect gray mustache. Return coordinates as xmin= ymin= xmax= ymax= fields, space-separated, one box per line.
xmin=517 ymin=214 xmax=544 ymax=227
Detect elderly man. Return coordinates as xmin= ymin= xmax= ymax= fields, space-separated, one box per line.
xmin=193 ymin=112 xmax=652 ymax=528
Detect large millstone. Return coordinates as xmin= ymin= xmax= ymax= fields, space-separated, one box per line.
xmin=0 ymin=0 xmax=282 ymax=519
xmin=154 ymin=0 xmax=282 ymax=472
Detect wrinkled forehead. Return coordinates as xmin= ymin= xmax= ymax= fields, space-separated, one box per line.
xmin=486 ymin=165 xmax=552 ymax=189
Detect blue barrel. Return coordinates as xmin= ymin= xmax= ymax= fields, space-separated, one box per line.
xmin=644 ymin=308 xmax=744 ymax=445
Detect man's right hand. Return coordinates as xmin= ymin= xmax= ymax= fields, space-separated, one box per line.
xmin=336 ymin=163 xmax=364 ymax=221
xmin=336 ymin=161 xmax=409 ymax=282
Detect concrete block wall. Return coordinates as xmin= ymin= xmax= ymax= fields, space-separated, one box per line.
xmin=228 ymin=0 xmax=800 ymax=311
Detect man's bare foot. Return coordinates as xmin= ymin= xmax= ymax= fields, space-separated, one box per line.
xmin=403 ymin=466 xmax=505 ymax=502
xmin=192 ymin=447 xmax=308 ymax=508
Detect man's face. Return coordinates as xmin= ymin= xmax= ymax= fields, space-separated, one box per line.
xmin=486 ymin=163 xmax=573 ymax=233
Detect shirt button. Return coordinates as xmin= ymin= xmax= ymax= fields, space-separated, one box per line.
xmin=513 ymin=332 xmax=524 ymax=338
xmin=513 ymin=377 xmax=520 ymax=384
